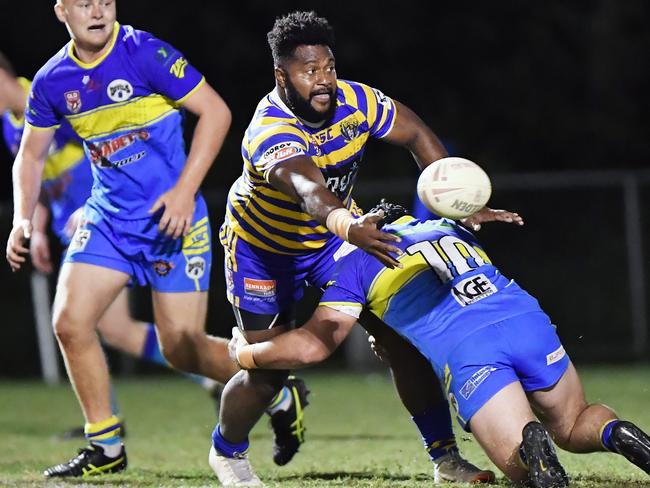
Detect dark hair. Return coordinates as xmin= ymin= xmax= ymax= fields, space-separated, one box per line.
xmin=0 ymin=51 xmax=15 ymax=76
xmin=267 ymin=11 xmax=335 ymax=66
xmin=368 ymin=199 xmax=409 ymax=228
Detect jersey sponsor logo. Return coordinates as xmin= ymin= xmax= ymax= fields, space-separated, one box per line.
xmin=64 ymin=90 xmax=82 ymax=113
xmin=185 ymin=256 xmax=206 ymax=280
xmin=340 ymin=118 xmax=360 ymax=142
xmin=451 ymin=273 xmax=497 ymax=307
xmin=107 ymin=79 xmax=133 ymax=102
xmin=153 ymin=259 xmax=174 ymax=277
xmin=170 ymin=58 xmax=188 ymax=79
xmin=546 ymin=345 xmax=566 ymax=365
xmin=459 ymin=366 xmax=496 ymax=400
xmin=260 ymin=142 xmax=304 ymax=165
xmin=325 ymin=161 xmax=359 ymax=200
xmin=244 ymin=278 xmax=276 ymax=297
xmin=113 ymin=151 xmax=146 ymax=168
xmin=88 ymin=130 xmax=150 ymax=166
xmin=69 ymin=228 xmax=91 ymax=252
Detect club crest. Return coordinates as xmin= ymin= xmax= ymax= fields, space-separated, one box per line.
xmin=340 ymin=119 xmax=360 ymax=142
xmin=64 ymin=90 xmax=82 ymax=113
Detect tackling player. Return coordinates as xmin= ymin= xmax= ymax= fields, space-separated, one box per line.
xmin=0 ymin=49 xmax=223 ymax=438
xmin=5 ymin=1 xmax=304 ymax=478
xmin=210 ymin=10 xmax=520 ymax=487
xmin=229 ymin=200 xmax=650 ymax=488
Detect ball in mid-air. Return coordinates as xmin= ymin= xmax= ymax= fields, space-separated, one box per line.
xmin=417 ymin=157 xmax=491 ymax=219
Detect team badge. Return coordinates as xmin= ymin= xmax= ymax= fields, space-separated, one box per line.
xmin=340 ymin=119 xmax=360 ymax=141
xmin=185 ymin=256 xmax=206 ymax=280
xmin=153 ymin=260 xmax=174 ymax=277
xmin=107 ymin=79 xmax=134 ymax=102
xmin=64 ymin=91 xmax=82 ymax=113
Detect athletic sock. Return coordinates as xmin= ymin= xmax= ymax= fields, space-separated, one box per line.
xmin=412 ymin=403 xmax=458 ymax=461
xmin=85 ymin=415 xmax=123 ymax=458
xmin=212 ymin=424 xmax=249 ymax=457
xmin=266 ymin=386 xmax=292 ymax=415
xmin=600 ymin=419 xmax=621 ymax=451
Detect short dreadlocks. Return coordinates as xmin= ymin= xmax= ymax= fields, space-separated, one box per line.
xmin=267 ymin=11 xmax=335 ymax=66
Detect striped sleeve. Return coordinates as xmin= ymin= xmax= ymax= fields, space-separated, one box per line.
xmin=249 ymin=124 xmax=310 ymax=180
xmin=352 ymin=81 xmax=396 ymax=139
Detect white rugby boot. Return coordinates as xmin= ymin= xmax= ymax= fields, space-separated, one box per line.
xmin=209 ymin=445 xmax=265 ymax=487
xmin=434 ymin=450 xmax=496 ymax=484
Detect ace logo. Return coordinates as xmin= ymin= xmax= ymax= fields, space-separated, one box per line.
xmin=451 ymin=273 xmax=497 ymax=307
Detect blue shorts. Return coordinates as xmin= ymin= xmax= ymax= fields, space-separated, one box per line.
xmin=442 ymin=311 xmax=570 ymax=431
xmin=65 ymin=197 xmax=212 ymax=292
xmin=221 ymin=229 xmax=353 ymax=322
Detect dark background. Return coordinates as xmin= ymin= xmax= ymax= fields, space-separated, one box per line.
xmin=0 ymin=0 xmax=649 ymax=376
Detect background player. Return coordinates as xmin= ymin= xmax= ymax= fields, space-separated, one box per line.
xmin=211 ymin=10 xmax=521 ymax=486
xmin=229 ymin=201 xmax=650 ymax=488
xmin=4 ymin=0 xmax=308 ymax=479
xmin=0 ymin=49 xmax=223 ymax=438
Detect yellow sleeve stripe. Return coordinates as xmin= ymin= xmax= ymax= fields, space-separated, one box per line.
xmin=175 ymin=76 xmax=206 ymax=105
xmin=248 ymin=124 xmax=309 ymax=157
xmin=25 ymin=121 xmax=60 ymax=131
xmin=42 ymin=142 xmax=86 ymax=181
xmin=377 ymin=98 xmax=397 ymax=138
xmin=367 ymin=253 xmax=430 ymax=319
xmin=65 ymin=94 xmax=178 ymax=139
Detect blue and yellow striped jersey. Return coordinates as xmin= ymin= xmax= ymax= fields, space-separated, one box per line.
xmin=25 ymin=23 xmax=205 ymax=220
xmin=221 ymin=80 xmax=397 ymax=255
xmin=2 ymin=78 xmax=92 ymax=244
xmin=320 ymin=217 xmax=543 ymax=367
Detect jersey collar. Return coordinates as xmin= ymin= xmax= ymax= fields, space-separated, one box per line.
xmin=68 ymin=21 xmax=120 ymax=70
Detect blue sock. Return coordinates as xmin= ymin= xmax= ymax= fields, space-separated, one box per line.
xmin=600 ymin=419 xmax=620 ymax=451
xmin=141 ymin=323 xmax=169 ymax=367
xmin=412 ymin=402 xmax=458 ymax=461
xmin=212 ymin=424 xmax=249 ymax=458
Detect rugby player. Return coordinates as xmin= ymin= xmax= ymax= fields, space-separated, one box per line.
xmin=210 ymin=10 xmax=520 ymax=486
xmin=229 ymin=200 xmax=650 ymax=488
xmin=5 ymin=1 xmax=303 ymax=478
xmin=0 ymin=49 xmax=223 ymax=439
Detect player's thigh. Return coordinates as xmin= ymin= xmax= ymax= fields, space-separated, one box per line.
xmin=151 ymin=290 xmax=208 ymax=334
xmin=232 ymin=305 xmax=294 ymax=343
xmin=527 ymin=362 xmax=588 ymax=439
xmin=54 ymin=262 xmax=130 ymax=331
xmin=470 ymin=381 xmax=535 ymax=481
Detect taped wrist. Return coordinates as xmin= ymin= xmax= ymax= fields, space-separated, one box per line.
xmin=237 ymin=344 xmax=258 ymax=369
xmin=326 ymin=208 xmax=354 ymax=241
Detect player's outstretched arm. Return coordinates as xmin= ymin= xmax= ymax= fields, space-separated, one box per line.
xmin=268 ymin=159 xmax=402 ymax=268
xmin=7 ymin=125 xmax=55 ymax=271
xmin=229 ymin=306 xmax=357 ymax=369
xmin=149 ymin=82 xmax=231 ymax=238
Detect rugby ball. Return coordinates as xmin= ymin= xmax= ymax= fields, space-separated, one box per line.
xmin=417 ymin=157 xmax=491 ymax=219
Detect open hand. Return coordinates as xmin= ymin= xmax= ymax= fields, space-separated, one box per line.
xmin=347 ymin=210 xmax=403 ymax=269
xmin=461 ymin=207 xmax=524 ymax=232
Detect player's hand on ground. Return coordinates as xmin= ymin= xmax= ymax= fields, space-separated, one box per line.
xmin=6 ymin=219 xmax=32 ymax=272
xmin=149 ymin=186 xmax=196 ymax=239
xmin=347 ymin=211 xmax=403 ymax=269
xmin=228 ymin=327 xmax=249 ymax=366
xmin=63 ymin=207 xmax=84 ymax=240
xmin=29 ymin=230 xmax=53 ymax=274
xmin=461 ymin=207 xmax=524 ymax=232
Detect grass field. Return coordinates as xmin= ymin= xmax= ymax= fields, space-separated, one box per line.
xmin=0 ymin=365 xmax=648 ymax=487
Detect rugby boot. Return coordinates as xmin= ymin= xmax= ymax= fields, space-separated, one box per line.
xmin=609 ymin=420 xmax=650 ymax=475
xmin=209 ymin=445 xmax=265 ymax=487
xmin=521 ymin=421 xmax=569 ymax=488
xmin=269 ymin=375 xmax=310 ymax=465
xmin=434 ymin=450 xmax=496 ymax=484
xmin=43 ymin=443 xmax=127 ymax=478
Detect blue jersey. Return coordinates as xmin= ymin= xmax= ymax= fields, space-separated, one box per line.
xmin=2 ymin=78 xmax=92 ymax=244
xmin=222 ymin=80 xmax=396 ymax=255
xmin=25 ymin=23 xmax=205 ymax=220
xmin=320 ymin=216 xmax=543 ymax=372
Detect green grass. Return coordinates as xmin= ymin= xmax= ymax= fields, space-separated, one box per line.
xmin=0 ymin=365 xmax=648 ymax=487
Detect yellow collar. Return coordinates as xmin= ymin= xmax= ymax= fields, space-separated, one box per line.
xmin=69 ymin=21 xmax=120 ymax=69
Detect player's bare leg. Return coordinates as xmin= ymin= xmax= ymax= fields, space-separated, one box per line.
xmin=96 ymin=288 xmax=150 ymax=356
xmin=151 ymin=290 xmax=239 ymax=383
xmin=530 ymin=362 xmax=650 ymax=475
xmin=360 ymin=311 xmax=495 ymax=483
xmin=45 ymin=263 xmax=130 ymax=478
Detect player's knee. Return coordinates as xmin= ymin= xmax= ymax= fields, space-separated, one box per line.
xmin=157 ymin=329 xmax=202 ymax=372
xmin=52 ymin=307 xmax=90 ymax=347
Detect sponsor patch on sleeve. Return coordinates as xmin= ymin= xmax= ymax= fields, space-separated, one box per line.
xmin=259 ymin=141 xmax=305 ymax=167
